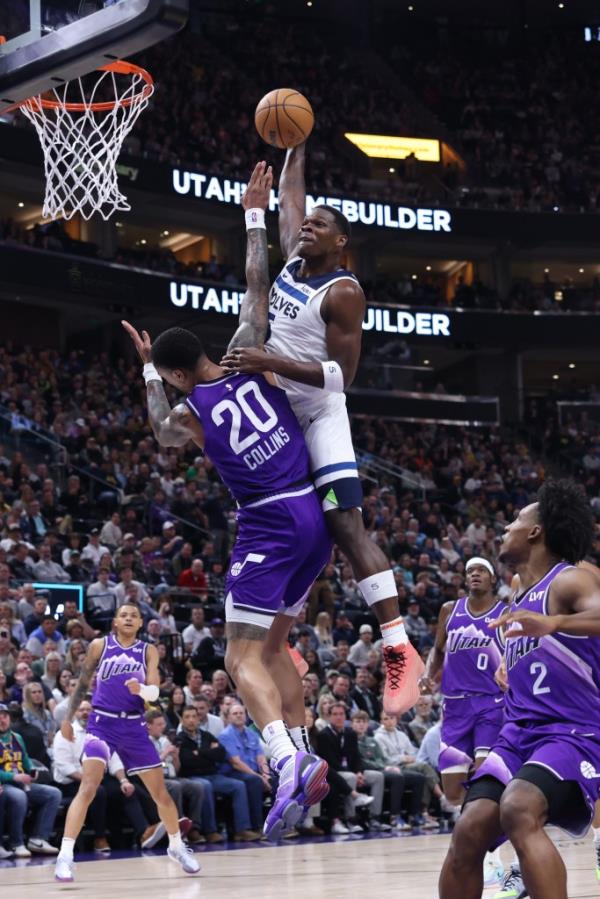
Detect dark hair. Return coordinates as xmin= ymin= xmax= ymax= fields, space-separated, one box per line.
xmin=42 ymin=615 xmax=56 ymax=624
xmin=537 ymin=478 xmax=594 ymax=564
xmin=145 ymin=709 xmax=165 ymax=723
xmin=151 ymin=327 xmax=205 ymax=372
xmin=182 ymin=705 xmax=199 ymax=715
xmin=313 ymin=204 xmax=352 ymax=242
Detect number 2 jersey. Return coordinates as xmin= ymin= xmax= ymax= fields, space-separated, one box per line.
xmin=185 ymin=372 xmax=312 ymax=504
xmin=505 ymin=561 xmax=600 ymax=729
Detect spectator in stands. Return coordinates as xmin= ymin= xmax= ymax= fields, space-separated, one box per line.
xmin=100 ymin=512 xmax=122 ymax=549
xmin=0 ymin=625 xmax=17 ymax=677
xmin=218 ymin=702 xmax=271 ymax=833
xmin=183 ymin=669 xmax=204 ymax=705
xmin=177 ymin=558 xmax=208 ymax=597
xmin=192 ymin=618 xmax=226 ymax=678
xmin=56 ymin=598 xmax=96 ymax=641
xmin=114 ymin=566 xmax=151 ymax=605
xmin=171 ymin=541 xmax=194 ymax=579
xmin=26 ymin=615 xmax=66 ymax=658
xmin=32 ymin=544 xmax=70 ymax=583
xmin=374 ymin=711 xmax=451 ymax=825
xmin=64 ymin=549 xmax=89 ymax=583
xmin=182 ymin=606 xmax=211 ymax=655
xmin=352 ymin=710 xmax=418 ymax=830
xmin=41 ymin=651 xmax=62 ymax=694
xmin=416 ymin=719 xmax=442 ymax=770
xmin=408 ymin=695 xmax=437 ymax=746
xmin=80 ymin=529 xmax=108 ymax=567
xmin=348 ymin=624 xmax=375 ymax=666
xmin=145 ymin=709 xmax=207 ymax=845
xmin=52 ymin=672 xmax=79 ymax=723
xmin=176 ymin=706 xmax=260 ymax=841
xmin=9 ymin=542 xmax=34 ymax=580
xmin=86 ymin=569 xmax=118 ymax=629
xmin=192 ymin=696 xmax=224 ymax=738
xmin=161 ymin=521 xmax=183 ymax=558
xmin=351 ymin=666 xmax=382 ymax=722
xmin=404 ymin=600 xmax=428 ymax=645
xmin=0 ymin=702 xmax=61 ymax=857
xmin=332 ymin=611 xmax=355 ymax=645
xmin=23 ymin=596 xmax=49 ymax=636
xmin=22 ymin=681 xmax=56 ymax=747
xmin=163 ymin=684 xmax=186 ymax=733
xmin=315 ymin=702 xmax=381 ymax=832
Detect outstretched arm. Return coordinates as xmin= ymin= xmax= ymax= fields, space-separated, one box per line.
xmin=227 ymin=161 xmax=273 ymax=352
xmin=279 ymin=144 xmax=306 ymax=260
xmin=121 ymin=320 xmax=203 ymax=448
xmin=419 ymin=601 xmax=452 ymax=691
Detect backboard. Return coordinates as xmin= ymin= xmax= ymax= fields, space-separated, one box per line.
xmin=0 ymin=0 xmax=189 ymax=112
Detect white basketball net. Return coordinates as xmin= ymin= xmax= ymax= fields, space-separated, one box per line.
xmin=20 ymin=66 xmax=154 ymax=221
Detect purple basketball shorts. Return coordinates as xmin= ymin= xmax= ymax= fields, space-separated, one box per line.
xmin=84 ymin=710 xmax=161 ymax=775
xmin=439 ymin=694 xmax=504 ymax=771
xmin=471 ymin=719 xmax=600 ymax=837
xmin=225 ymin=487 xmax=332 ymax=629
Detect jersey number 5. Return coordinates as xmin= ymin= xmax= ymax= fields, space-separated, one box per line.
xmin=212 ymin=381 xmax=278 ymax=455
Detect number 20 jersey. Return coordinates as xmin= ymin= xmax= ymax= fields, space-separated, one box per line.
xmin=185 ymin=373 xmax=312 ymax=504
xmin=505 ymin=561 xmax=600 ymax=729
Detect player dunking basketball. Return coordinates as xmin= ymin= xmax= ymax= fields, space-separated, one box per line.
xmin=54 ymin=603 xmax=200 ymax=881
xmin=220 ymin=142 xmax=423 ymax=715
xmin=420 ymin=557 xmax=506 ymax=885
xmin=439 ymin=479 xmax=600 ymax=899
xmin=123 ymin=163 xmax=330 ymax=842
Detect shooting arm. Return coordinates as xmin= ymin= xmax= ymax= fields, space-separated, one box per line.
xmin=279 ymin=144 xmax=306 ymax=259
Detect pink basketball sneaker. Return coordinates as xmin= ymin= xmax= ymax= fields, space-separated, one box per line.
xmin=382 ymin=640 xmax=425 ymax=717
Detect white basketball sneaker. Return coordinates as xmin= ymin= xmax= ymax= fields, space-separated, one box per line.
xmin=167 ymin=845 xmax=201 ymax=874
xmin=55 ymin=855 xmax=75 ymax=882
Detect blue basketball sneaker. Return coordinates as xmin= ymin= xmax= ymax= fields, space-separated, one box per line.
xmin=263 ymin=751 xmax=329 ymax=842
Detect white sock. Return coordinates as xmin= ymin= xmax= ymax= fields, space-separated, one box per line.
xmin=593 ymin=826 xmax=600 ymax=843
xmin=485 ymin=848 xmax=502 ymax=865
xmin=380 ymin=616 xmax=408 ymax=646
xmin=289 ymin=725 xmax=311 ymax=752
xmin=168 ymin=831 xmax=183 ymax=851
xmin=262 ymin=719 xmax=297 ymax=767
xmin=59 ymin=837 xmax=75 ymax=860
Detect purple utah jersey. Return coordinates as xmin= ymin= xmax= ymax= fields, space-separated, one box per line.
xmin=185 ymin=373 xmax=312 ymax=504
xmin=504 ymin=561 xmax=600 ymax=728
xmin=92 ymin=634 xmax=148 ymax=715
xmin=441 ymin=596 xmax=506 ymax=698
xmin=471 ymin=562 xmax=600 ymax=838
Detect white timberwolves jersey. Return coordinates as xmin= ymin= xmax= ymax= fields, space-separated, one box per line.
xmin=266 ymin=256 xmax=360 ymax=417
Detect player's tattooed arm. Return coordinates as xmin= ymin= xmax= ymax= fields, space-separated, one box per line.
xmin=146 ymin=386 xmax=196 ymax=447
xmin=227 ymin=162 xmax=273 ymax=352
xmin=121 ymin=319 xmax=203 ymax=448
xmin=279 ymin=143 xmax=307 ymax=260
xmin=64 ymin=638 xmax=103 ymax=725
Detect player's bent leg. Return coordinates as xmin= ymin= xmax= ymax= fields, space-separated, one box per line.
xmin=55 ymin=756 xmax=106 ymax=882
xmin=499 ymin=774 xmax=568 ymax=899
xmin=440 ymin=768 xmax=469 ymax=807
xmin=137 ymin=766 xmax=200 ymax=875
xmin=439 ymin=777 xmax=504 ymax=899
xmin=323 ymin=505 xmax=424 ymax=716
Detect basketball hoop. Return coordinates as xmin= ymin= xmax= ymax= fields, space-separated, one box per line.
xmin=19 ymin=60 xmax=154 ymax=221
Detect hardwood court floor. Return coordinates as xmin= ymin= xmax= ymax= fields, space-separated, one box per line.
xmin=0 ymin=829 xmax=597 ymax=898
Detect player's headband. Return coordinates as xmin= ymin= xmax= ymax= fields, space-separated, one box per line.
xmin=465 ymin=557 xmax=495 ymax=577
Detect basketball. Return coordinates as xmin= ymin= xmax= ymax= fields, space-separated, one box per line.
xmin=254 ymin=88 xmax=314 ymax=149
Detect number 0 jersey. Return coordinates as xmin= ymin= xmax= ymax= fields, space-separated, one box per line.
xmin=185 ymin=373 xmax=312 ymax=504
xmin=441 ymin=596 xmax=506 ymax=699
xmin=505 ymin=562 xmax=600 ymax=729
